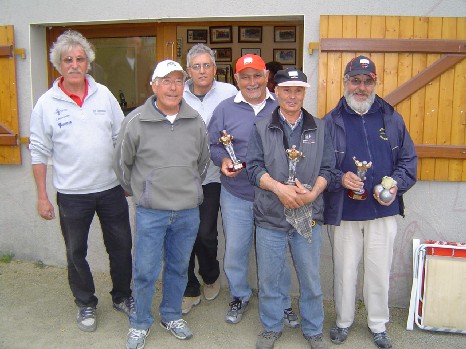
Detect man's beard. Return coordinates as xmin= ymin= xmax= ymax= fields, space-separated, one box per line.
xmin=344 ymin=88 xmax=376 ymax=115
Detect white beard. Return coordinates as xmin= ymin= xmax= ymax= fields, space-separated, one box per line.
xmin=344 ymin=89 xmax=376 ymax=115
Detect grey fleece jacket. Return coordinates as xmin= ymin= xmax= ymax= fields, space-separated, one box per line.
xmin=113 ymin=96 xmax=210 ymax=211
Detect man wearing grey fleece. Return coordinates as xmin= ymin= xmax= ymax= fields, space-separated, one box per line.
xmin=113 ymin=59 xmax=210 ymax=349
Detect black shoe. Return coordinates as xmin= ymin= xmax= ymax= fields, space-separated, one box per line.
xmin=369 ymin=328 xmax=392 ymax=349
xmin=329 ymin=326 xmax=349 ymax=344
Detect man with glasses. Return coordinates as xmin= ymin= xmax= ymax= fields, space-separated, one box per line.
xmin=29 ymin=30 xmax=134 ymax=332
xmin=208 ymin=54 xmax=299 ymax=328
xmin=323 ymin=56 xmax=417 ymax=349
xmin=113 ymin=59 xmax=210 ymax=348
xmin=181 ymin=44 xmax=237 ymax=314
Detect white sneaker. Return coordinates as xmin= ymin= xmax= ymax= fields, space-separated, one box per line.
xmin=76 ymin=306 xmax=96 ymax=332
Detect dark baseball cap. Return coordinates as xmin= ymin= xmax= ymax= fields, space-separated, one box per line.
xmin=274 ymin=68 xmax=310 ymax=87
xmin=344 ymin=55 xmax=376 ymax=79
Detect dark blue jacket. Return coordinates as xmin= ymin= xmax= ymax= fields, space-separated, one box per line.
xmin=247 ymin=107 xmax=335 ymax=230
xmin=323 ymin=95 xmax=417 ymax=226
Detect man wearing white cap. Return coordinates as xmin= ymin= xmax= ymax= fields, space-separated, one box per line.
xmin=113 ymin=59 xmax=210 ymax=349
xmin=247 ymin=69 xmax=335 ymax=349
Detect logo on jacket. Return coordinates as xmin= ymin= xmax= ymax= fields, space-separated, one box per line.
xmin=58 ymin=121 xmax=72 ymax=128
xmin=379 ymin=127 xmax=388 ymax=141
xmin=303 ymin=132 xmax=316 ymax=144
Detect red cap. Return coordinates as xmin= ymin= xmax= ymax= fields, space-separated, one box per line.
xmin=235 ymin=54 xmax=266 ymax=73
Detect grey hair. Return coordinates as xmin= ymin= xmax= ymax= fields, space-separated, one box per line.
xmin=186 ymin=43 xmax=216 ymax=67
xmin=49 ymin=30 xmax=95 ymax=74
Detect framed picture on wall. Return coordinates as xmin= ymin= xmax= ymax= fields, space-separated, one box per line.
xmin=187 ymin=29 xmax=208 ymax=43
xmin=210 ymin=26 xmax=232 ymax=43
xmin=241 ymin=48 xmax=261 ymax=56
xmin=215 ymin=47 xmax=232 ymax=62
xmin=238 ymin=26 xmax=262 ymax=43
xmin=273 ymin=49 xmax=296 ymax=65
xmin=274 ymin=26 xmax=296 ymax=42
xmin=216 ymin=64 xmax=232 ymax=83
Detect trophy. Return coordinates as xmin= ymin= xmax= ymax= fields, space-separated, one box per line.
xmin=347 ymin=156 xmax=372 ymax=200
xmin=219 ymin=130 xmax=245 ymax=172
xmin=285 ymin=145 xmax=304 ymax=185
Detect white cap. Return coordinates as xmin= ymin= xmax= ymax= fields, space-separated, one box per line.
xmin=151 ymin=60 xmax=186 ymax=82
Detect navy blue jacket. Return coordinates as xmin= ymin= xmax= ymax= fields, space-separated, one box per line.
xmin=323 ymin=95 xmax=417 ymax=226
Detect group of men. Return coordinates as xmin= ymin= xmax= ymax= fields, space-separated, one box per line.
xmin=29 ymin=30 xmax=417 ymax=349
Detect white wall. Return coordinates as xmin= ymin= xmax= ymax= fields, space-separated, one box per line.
xmin=1 ymin=0 xmax=465 ymax=307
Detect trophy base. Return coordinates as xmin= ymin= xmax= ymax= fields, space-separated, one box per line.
xmin=347 ymin=189 xmax=368 ymax=200
xmin=228 ymin=162 xmax=246 ymax=172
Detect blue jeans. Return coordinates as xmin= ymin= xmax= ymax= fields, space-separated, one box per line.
xmin=256 ymin=224 xmax=324 ymax=337
xmin=220 ymin=187 xmax=292 ymax=308
xmin=57 ymin=185 xmax=132 ymax=308
xmin=130 ymin=206 xmax=199 ymax=330
xmin=220 ymin=187 xmax=254 ymax=301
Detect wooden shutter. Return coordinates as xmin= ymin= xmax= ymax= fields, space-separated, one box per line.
xmin=0 ymin=25 xmax=21 ymax=164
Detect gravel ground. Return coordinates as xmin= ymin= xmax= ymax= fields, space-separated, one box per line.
xmin=0 ymin=260 xmax=464 ymax=349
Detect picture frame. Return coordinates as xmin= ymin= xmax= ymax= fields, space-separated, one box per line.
xmin=274 ymin=26 xmax=296 ymax=42
xmin=215 ymin=47 xmax=232 ymax=62
xmin=210 ymin=26 xmax=232 ymax=43
xmin=238 ymin=26 xmax=262 ymax=43
xmin=187 ymin=29 xmax=208 ymax=43
xmin=216 ymin=64 xmax=233 ymax=83
xmin=273 ymin=49 xmax=296 ymax=65
xmin=241 ymin=48 xmax=261 ymax=56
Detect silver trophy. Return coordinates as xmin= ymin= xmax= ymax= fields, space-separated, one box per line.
xmin=285 ymin=145 xmax=304 ymax=185
xmin=348 ymin=156 xmax=372 ymax=200
xmin=219 ymin=130 xmax=245 ymax=172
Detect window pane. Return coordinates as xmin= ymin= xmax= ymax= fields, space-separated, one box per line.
xmin=89 ymin=36 xmax=156 ymax=110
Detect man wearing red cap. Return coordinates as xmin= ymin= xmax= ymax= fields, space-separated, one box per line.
xmin=208 ymin=55 xmax=298 ymax=327
xmin=323 ymin=56 xmax=417 ymax=349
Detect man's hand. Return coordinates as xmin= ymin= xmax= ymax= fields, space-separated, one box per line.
xmin=341 ymin=171 xmax=364 ymax=191
xmin=373 ymin=185 xmax=398 ymax=206
xmin=220 ymin=157 xmax=242 ymax=177
xmin=37 ymin=198 xmax=55 ymax=220
xmin=274 ymin=180 xmax=307 ymax=209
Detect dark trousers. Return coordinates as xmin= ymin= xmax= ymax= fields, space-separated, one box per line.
xmin=184 ymin=183 xmax=221 ymax=297
xmin=57 ymin=185 xmax=132 ymax=308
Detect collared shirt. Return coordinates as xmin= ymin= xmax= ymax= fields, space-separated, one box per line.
xmin=234 ymin=89 xmax=275 ymax=116
xmin=58 ymin=77 xmax=89 ymax=107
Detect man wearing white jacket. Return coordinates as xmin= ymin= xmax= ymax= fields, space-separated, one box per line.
xmin=29 ymin=30 xmax=134 ymax=333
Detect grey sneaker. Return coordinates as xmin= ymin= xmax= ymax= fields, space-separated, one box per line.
xmin=126 ymin=328 xmax=150 ymax=349
xmin=225 ymin=298 xmax=249 ymax=324
xmin=113 ymin=296 xmax=135 ymax=317
xmin=76 ymin=306 xmax=96 ymax=332
xmin=160 ymin=319 xmax=193 ymax=340
xmin=256 ymin=331 xmax=282 ymax=349
xmin=305 ymin=334 xmax=329 ymax=349
xmin=283 ymin=308 xmax=300 ymax=328
xmin=329 ymin=326 xmax=349 ymax=344
xmin=369 ymin=329 xmax=392 ymax=349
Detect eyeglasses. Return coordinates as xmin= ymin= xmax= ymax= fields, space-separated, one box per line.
xmin=189 ymin=63 xmax=213 ymax=71
xmin=159 ymin=78 xmax=184 ymax=86
xmin=348 ymin=77 xmax=376 ymax=87
xmin=62 ymin=56 xmax=87 ymax=64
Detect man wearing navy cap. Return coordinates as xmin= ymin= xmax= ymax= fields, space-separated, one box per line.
xmin=323 ymin=56 xmax=417 ymax=349
xmin=247 ymin=68 xmax=335 ymax=349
